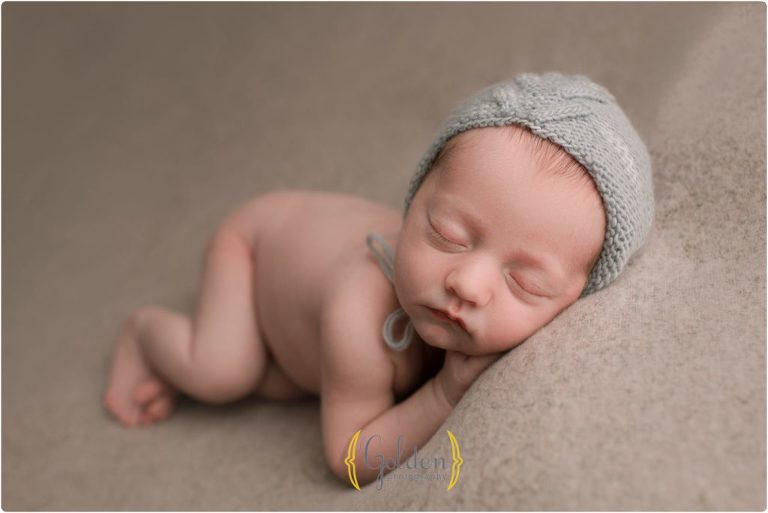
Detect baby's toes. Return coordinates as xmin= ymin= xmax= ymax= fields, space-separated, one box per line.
xmin=133 ymin=379 xmax=167 ymax=407
xmin=104 ymin=389 xmax=141 ymax=427
xmin=145 ymin=395 xmax=175 ymax=423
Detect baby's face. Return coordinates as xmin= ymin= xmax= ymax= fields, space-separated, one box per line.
xmin=394 ymin=127 xmax=606 ymax=355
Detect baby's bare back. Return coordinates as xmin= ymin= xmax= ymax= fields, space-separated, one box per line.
xmin=251 ymin=190 xmax=403 ymax=394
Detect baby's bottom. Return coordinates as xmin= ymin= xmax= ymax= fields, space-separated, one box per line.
xmin=104 ymin=217 xmax=308 ymax=427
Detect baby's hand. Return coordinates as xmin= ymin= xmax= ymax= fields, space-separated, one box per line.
xmin=435 ymin=350 xmax=504 ymax=407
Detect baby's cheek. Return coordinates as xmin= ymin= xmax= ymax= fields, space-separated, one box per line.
xmin=395 ymin=249 xmax=423 ymax=290
xmin=395 ymin=245 xmax=433 ymax=298
xmin=489 ymin=305 xmax=538 ymax=349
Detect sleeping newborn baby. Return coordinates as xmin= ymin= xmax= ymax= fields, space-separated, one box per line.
xmin=104 ymin=72 xmax=654 ymax=486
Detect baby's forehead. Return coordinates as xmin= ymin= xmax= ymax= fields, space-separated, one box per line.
xmin=438 ymin=128 xmax=597 ymax=189
xmin=440 ymin=124 xmax=568 ymax=161
xmin=443 ymin=124 xmax=531 ymax=148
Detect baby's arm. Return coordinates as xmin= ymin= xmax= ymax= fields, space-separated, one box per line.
xmin=320 ymin=312 xmax=453 ymax=487
xmin=319 ymin=281 xmax=503 ymax=487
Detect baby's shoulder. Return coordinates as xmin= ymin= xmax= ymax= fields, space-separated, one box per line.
xmin=318 ymin=248 xmax=399 ymax=388
xmin=320 ymin=244 xmax=400 ymax=350
xmin=319 ymin=244 xmax=433 ymax=399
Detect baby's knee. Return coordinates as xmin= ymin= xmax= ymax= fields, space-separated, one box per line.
xmin=132 ymin=306 xmax=184 ymax=337
xmin=204 ymin=226 xmax=252 ymax=264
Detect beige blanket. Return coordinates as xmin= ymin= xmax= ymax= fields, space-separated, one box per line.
xmin=3 ymin=2 xmax=764 ymax=509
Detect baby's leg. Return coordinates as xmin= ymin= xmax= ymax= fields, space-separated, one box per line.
xmin=139 ymin=225 xmax=266 ymax=401
xmin=105 ymin=222 xmax=267 ymax=426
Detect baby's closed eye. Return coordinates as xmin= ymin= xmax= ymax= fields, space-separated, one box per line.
xmin=506 ymin=272 xmax=548 ymax=297
xmin=506 ymin=273 xmax=553 ymax=299
xmin=427 ymin=217 xmax=467 ymax=249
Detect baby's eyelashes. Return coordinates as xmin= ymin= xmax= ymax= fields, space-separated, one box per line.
xmin=506 ymin=274 xmax=542 ymax=298
xmin=427 ymin=218 xmax=468 ymax=249
xmin=506 ymin=273 xmax=555 ymax=299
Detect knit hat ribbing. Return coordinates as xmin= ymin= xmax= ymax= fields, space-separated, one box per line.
xmin=403 ymin=72 xmax=655 ymax=297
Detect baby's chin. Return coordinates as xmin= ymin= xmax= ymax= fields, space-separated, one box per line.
xmin=415 ymin=330 xmax=450 ymax=351
xmin=414 ymin=320 xmax=517 ymax=356
xmin=412 ymin=319 xmax=467 ymax=352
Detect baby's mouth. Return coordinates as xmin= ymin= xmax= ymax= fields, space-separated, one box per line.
xmin=426 ymin=306 xmax=468 ymax=332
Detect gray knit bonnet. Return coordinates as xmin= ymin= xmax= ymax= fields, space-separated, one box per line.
xmin=404 ymin=72 xmax=655 ymax=297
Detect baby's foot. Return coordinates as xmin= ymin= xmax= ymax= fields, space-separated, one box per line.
xmin=104 ymin=314 xmax=178 ymax=427
xmin=133 ymin=378 xmax=178 ymax=425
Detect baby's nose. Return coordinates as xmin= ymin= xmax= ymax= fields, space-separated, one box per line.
xmin=445 ymin=264 xmax=493 ymax=307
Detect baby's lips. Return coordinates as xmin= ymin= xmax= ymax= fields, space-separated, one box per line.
xmin=428 ymin=306 xmax=469 ymax=333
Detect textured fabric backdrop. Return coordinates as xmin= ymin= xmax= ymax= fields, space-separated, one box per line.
xmin=3 ymin=2 xmax=764 ymax=510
